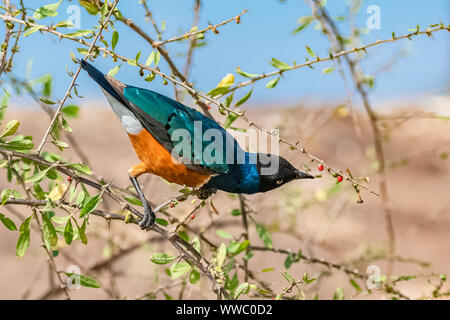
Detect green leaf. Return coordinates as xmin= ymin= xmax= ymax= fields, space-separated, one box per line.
xmin=350 ymin=278 xmax=362 ymax=292
xmin=42 ymin=212 xmax=58 ymax=248
xmin=150 ymin=253 xmax=177 ymax=265
xmin=235 ymin=68 xmax=260 ymax=79
xmin=0 ymin=119 xmax=20 ymax=138
xmin=170 ymin=262 xmax=192 ymax=278
xmin=124 ymin=196 xmax=142 ymax=206
xmin=293 ymin=16 xmax=314 ymax=34
xmin=26 ymin=167 xmax=51 ymax=183
xmin=61 ymin=105 xmax=79 ymax=118
xmin=111 ymin=31 xmax=119 ymax=51
xmin=61 ymin=117 xmax=72 ymax=132
xmin=255 ymin=222 xmax=273 ymax=249
xmin=107 ymin=64 xmax=121 ymax=77
xmin=39 ymin=97 xmax=56 ymax=105
xmin=154 ymin=51 xmax=161 ymax=66
xmin=235 ymin=89 xmax=253 ymax=107
xmin=52 ymin=140 xmax=69 ymax=150
xmin=65 ymin=272 xmax=101 ymax=288
xmin=216 ymin=230 xmax=233 ymax=239
xmin=155 ymin=218 xmax=169 ymax=227
xmin=33 ymin=1 xmax=62 ymax=20
xmin=23 ymin=25 xmax=45 ymax=37
xmin=16 ymin=216 xmax=32 ymax=258
xmin=145 ymin=51 xmax=155 ymax=66
xmin=0 ymin=213 xmax=17 ymax=231
xmin=234 ymin=282 xmax=250 ymax=299
xmin=66 ymin=29 xmax=94 ymax=38
xmin=79 ymin=0 xmax=100 ymax=15
xmin=178 ymin=231 xmax=189 ymax=242
xmin=79 ymin=193 xmax=102 ymax=218
xmin=54 ymin=20 xmax=74 ymax=28
xmin=322 ymin=67 xmax=334 ymax=74
xmin=270 ymin=58 xmax=292 ymax=71
xmin=223 ymin=112 xmax=239 ymax=129
xmin=217 ymin=243 xmax=227 ymax=267
xmin=64 ymin=219 xmax=74 ymax=245
xmin=333 ymin=287 xmax=345 ymax=300
xmin=189 ymin=269 xmax=200 ymax=284
xmin=230 ymin=209 xmax=241 ymax=216
xmin=305 ymin=46 xmax=316 ymax=57
xmin=227 ymin=240 xmax=250 ymax=256
xmin=265 ymin=77 xmax=280 ymax=89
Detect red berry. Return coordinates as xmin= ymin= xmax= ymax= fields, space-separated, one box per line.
xmin=318 ymin=164 xmax=324 ymax=171
xmin=207 ymin=104 xmax=211 ymax=110
xmin=337 ymin=175 xmax=343 ymax=183
xmin=67 ymin=176 xmax=72 ymax=182
xmin=169 ymin=203 xmax=175 ymax=208
xmin=190 ymin=214 xmax=196 ymax=219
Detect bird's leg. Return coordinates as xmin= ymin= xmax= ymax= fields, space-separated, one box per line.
xmin=129 ymin=164 xmax=154 ymax=229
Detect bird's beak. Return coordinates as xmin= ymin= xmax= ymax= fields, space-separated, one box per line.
xmin=295 ymin=170 xmax=315 ymax=179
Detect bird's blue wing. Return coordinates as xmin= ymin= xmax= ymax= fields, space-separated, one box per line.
xmin=123 ymin=86 xmax=231 ymax=175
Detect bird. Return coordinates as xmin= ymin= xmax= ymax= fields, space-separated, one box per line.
xmin=80 ymin=60 xmax=314 ymax=229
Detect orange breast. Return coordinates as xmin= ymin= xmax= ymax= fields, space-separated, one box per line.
xmin=127 ymin=128 xmax=211 ymax=187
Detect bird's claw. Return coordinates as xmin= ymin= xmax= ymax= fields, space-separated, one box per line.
xmin=139 ymin=208 xmax=155 ymax=230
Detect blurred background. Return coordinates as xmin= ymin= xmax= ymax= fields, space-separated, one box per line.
xmin=0 ymin=0 xmax=449 ymax=299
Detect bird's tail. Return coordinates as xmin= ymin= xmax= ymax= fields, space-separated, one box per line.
xmin=80 ymin=60 xmax=127 ymax=106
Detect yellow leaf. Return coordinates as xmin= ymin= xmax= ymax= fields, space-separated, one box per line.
xmin=217 ymin=73 xmax=234 ymax=88
xmin=48 ymin=184 xmax=68 ymax=201
xmin=334 ymin=105 xmax=349 ymax=118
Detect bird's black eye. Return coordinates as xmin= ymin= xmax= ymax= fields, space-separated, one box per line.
xmin=276 ymin=179 xmax=283 ymax=185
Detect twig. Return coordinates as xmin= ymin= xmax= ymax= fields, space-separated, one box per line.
xmin=154 ymin=10 xmax=247 ymax=46
xmin=34 ymin=0 xmax=120 ymax=154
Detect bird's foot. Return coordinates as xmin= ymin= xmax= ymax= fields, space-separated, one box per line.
xmin=138 ymin=208 xmax=155 ymax=230
xmin=196 ymin=187 xmax=217 ymax=200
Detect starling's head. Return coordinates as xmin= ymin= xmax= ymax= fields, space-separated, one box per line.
xmin=256 ymin=154 xmax=314 ymax=192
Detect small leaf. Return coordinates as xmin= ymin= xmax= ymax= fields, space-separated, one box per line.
xmin=217 ymin=73 xmax=235 ymax=88
xmin=235 ymin=89 xmax=253 ymax=107
xmin=48 ymin=184 xmax=68 ymax=201
xmin=54 ymin=20 xmax=74 ymax=28
xmin=16 ymin=216 xmax=32 ymax=258
xmin=322 ymin=67 xmax=334 ymax=74
xmin=0 ymin=119 xmax=20 ymax=138
xmin=255 ymin=222 xmax=273 ymax=249
xmin=236 ymin=67 xmax=260 ymax=79
xmin=33 ymin=0 xmax=62 ymax=20
xmin=66 ymin=29 xmax=94 ymax=38
xmin=217 ymin=243 xmax=227 ymax=267
xmin=150 ymin=253 xmax=177 ymax=265
xmin=266 ymin=77 xmax=280 ymax=89
xmin=189 ymin=269 xmax=200 ymax=284
xmin=305 ymin=46 xmax=316 ymax=57
xmin=79 ymin=193 xmax=102 ymax=218
xmin=270 ymin=58 xmax=292 ymax=71
xmin=0 ymin=213 xmax=17 ymax=231
xmin=64 ymin=219 xmax=74 ymax=245
xmin=65 ymin=272 xmax=101 ymax=288
xmin=145 ymin=51 xmax=155 ymax=66
xmin=26 ymin=167 xmax=51 ymax=183
xmin=107 ymin=64 xmax=121 ymax=77
xmin=42 ymin=212 xmax=58 ymax=248
xmin=23 ymin=25 xmax=45 ymax=37
xmin=216 ymin=230 xmax=233 ymax=239
xmin=62 ymin=105 xmax=79 ymax=118
xmin=234 ymin=282 xmax=250 ymax=299
xmin=154 ymin=51 xmax=161 ymax=66
xmin=170 ymin=262 xmax=192 ymax=278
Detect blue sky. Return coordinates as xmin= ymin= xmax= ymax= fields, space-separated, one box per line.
xmin=4 ymin=0 xmax=450 ymax=107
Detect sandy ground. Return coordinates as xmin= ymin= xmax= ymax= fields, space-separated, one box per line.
xmin=0 ymin=99 xmax=449 ymax=300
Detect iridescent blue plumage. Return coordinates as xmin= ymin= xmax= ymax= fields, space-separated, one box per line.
xmin=81 ymin=60 xmax=314 ymax=199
